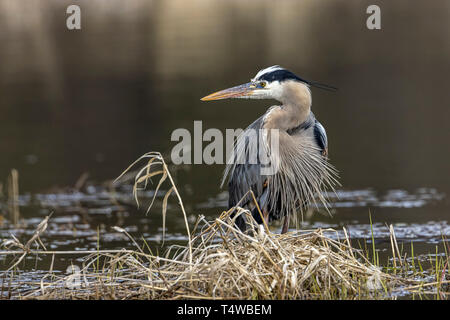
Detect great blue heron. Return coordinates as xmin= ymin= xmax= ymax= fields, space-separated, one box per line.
xmin=201 ymin=66 xmax=339 ymax=233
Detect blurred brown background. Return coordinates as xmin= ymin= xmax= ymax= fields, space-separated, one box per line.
xmin=0 ymin=0 xmax=449 ymax=201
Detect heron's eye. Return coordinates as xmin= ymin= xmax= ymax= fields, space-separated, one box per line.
xmin=260 ymin=81 xmax=267 ymax=88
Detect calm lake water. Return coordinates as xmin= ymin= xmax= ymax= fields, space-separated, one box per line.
xmin=0 ymin=0 xmax=449 ymax=297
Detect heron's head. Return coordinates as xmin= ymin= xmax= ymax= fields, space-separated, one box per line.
xmin=201 ymin=65 xmax=335 ymax=103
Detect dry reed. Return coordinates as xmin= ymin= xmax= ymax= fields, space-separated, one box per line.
xmin=7 ymin=169 xmax=20 ymax=225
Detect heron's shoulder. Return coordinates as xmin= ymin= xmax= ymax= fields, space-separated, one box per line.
xmin=285 ymin=112 xmax=316 ymax=135
xmin=313 ymin=119 xmax=328 ymax=153
xmin=284 ymin=113 xmax=328 ymax=153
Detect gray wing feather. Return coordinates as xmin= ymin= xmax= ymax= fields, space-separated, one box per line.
xmin=223 ymin=116 xmax=268 ymax=209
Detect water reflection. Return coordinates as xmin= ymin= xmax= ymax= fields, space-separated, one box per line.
xmin=0 ymin=183 xmax=446 ymax=254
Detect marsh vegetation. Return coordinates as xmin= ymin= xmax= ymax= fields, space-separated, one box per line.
xmin=0 ymin=153 xmax=448 ymax=300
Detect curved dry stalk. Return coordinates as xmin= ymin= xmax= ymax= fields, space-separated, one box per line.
xmin=115 ymin=152 xmax=192 ymax=265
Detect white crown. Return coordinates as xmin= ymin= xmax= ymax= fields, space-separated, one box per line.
xmin=251 ymin=65 xmax=284 ymax=82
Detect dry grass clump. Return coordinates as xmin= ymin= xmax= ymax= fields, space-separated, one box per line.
xmin=9 ymin=208 xmax=398 ymax=300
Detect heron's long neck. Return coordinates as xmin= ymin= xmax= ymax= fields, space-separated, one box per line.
xmin=265 ymin=81 xmax=312 ymax=131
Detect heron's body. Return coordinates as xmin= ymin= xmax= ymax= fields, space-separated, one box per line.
xmin=201 ymin=66 xmax=339 ymax=233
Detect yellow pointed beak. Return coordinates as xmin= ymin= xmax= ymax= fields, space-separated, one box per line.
xmin=201 ymin=82 xmax=255 ymax=101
